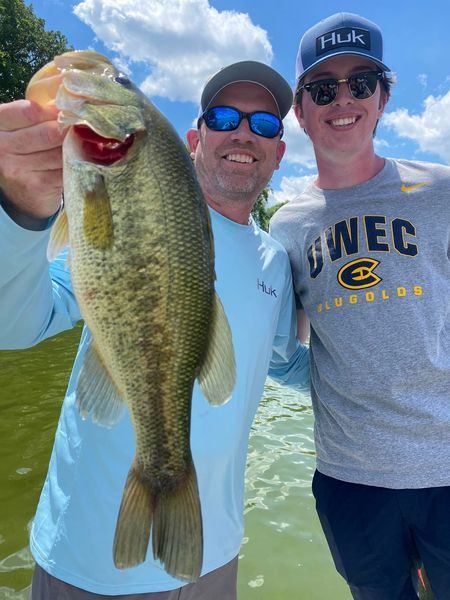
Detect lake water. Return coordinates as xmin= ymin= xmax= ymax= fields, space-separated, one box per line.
xmin=0 ymin=325 xmax=350 ymax=599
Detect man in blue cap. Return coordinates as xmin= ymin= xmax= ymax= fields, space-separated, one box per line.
xmin=271 ymin=12 xmax=450 ymax=599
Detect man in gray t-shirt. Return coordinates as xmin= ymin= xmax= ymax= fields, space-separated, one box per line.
xmin=271 ymin=12 xmax=450 ymax=600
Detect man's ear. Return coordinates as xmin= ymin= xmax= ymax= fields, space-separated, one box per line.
xmin=294 ymin=103 xmax=306 ymax=130
xmin=186 ymin=128 xmax=199 ymax=155
xmin=275 ymin=140 xmax=286 ymax=170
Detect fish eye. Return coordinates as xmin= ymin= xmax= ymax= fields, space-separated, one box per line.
xmin=114 ymin=75 xmax=132 ymax=87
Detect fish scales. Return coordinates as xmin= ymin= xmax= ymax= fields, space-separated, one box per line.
xmin=68 ymin=116 xmax=214 ymax=483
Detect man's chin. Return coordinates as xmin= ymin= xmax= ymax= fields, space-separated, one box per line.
xmin=216 ymin=175 xmax=260 ymax=198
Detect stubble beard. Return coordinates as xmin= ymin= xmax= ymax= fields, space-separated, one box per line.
xmin=214 ymin=170 xmax=260 ymax=200
xmin=215 ymin=138 xmax=264 ymax=198
xmin=196 ymin=156 xmax=263 ymax=203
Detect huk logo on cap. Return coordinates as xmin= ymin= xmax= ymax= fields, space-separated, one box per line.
xmin=316 ymin=27 xmax=370 ymax=56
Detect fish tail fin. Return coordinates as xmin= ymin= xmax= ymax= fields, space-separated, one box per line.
xmin=113 ymin=466 xmax=154 ymax=569
xmin=152 ymin=461 xmax=203 ymax=582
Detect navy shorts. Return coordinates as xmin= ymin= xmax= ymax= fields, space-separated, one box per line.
xmin=312 ymin=470 xmax=450 ymax=600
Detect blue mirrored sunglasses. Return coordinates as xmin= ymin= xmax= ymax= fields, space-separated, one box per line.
xmin=200 ymin=105 xmax=283 ymax=139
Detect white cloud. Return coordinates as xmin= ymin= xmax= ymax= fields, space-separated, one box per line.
xmin=281 ymin=109 xmax=316 ymax=168
xmin=73 ymin=0 xmax=273 ymax=103
xmin=110 ymin=56 xmax=132 ymax=77
xmin=417 ymin=73 xmax=427 ymax=88
xmin=268 ymin=174 xmax=316 ymax=206
xmin=383 ymin=91 xmax=450 ymax=163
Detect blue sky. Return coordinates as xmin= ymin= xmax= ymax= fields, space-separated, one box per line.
xmin=28 ymin=0 xmax=450 ymax=203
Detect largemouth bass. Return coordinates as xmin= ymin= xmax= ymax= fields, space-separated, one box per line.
xmin=26 ymin=51 xmax=235 ymax=582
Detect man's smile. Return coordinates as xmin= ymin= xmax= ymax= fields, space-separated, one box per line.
xmin=326 ymin=115 xmax=361 ymax=128
xmin=224 ymin=153 xmax=256 ymax=164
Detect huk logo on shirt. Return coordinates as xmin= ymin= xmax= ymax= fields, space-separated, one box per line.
xmin=257 ymin=279 xmax=277 ymax=298
xmin=316 ymin=27 xmax=370 ymax=56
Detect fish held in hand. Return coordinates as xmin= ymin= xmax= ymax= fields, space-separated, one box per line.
xmin=26 ymin=50 xmax=236 ymax=582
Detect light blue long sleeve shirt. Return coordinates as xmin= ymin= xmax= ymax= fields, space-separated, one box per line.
xmin=0 ymin=204 xmax=308 ymax=594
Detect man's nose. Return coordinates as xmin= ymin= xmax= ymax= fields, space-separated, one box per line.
xmin=333 ymin=80 xmax=354 ymax=105
xmin=230 ymin=117 xmax=254 ymax=141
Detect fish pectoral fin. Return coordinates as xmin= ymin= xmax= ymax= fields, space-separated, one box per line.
xmin=47 ymin=209 xmax=69 ymax=261
xmin=75 ymin=340 xmax=125 ymax=427
xmin=152 ymin=462 xmax=203 ymax=582
xmin=83 ymin=174 xmax=114 ymax=250
xmin=113 ymin=466 xmax=154 ymax=569
xmin=198 ymin=292 xmax=236 ymax=405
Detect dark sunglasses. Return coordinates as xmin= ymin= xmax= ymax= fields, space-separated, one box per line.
xmin=200 ymin=105 xmax=283 ymax=139
xmin=300 ymin=71 xmax=384 ymax=106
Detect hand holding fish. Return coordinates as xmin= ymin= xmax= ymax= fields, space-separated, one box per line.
xmin=0 ymin=99 xmax=64 ymax=227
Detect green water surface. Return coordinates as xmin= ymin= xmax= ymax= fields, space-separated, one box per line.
xmin=0 ymin=326 xmax=350 ymax=599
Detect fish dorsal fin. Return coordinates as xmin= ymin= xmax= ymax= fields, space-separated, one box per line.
xmin=47 ymin=209 xmax=69 ymax=261
xmin=76 ymin=340 xmax=125 ymax=427
xmin=198 ymin=292 xmax=235 ymax=405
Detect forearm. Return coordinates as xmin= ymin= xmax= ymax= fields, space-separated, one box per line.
xmin=0 ymin=188 xmax=54 ymax=231
xmin=268 ymin=342 xmax=310 ymax=393
xmin=0 ymin=204 xmax=80 ymax=349
xmin=297 ymin=309 xmax=310 ymax=345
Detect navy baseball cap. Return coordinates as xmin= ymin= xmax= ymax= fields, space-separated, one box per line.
xmin=296 ymin=13 xmax=391 ymax=82
xmin=200 ymin=61 xmax=293 ymax=119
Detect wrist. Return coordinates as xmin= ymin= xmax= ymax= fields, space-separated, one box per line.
xmin=0 ymin=188 xmax=60 ymax=231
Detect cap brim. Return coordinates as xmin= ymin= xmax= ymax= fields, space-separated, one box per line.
xmin=298 ymin=50 xmax=390 ymax=81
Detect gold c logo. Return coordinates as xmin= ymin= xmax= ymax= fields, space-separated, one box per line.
xmin=337 ymin=258 xmax=382 ymax=290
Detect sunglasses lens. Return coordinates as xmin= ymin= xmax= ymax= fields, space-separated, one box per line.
xmin=310 ymin=81 xmax=338 ymax=106
xmin=305 ymin=72 xmax=381 ymax=105
xmin=349 ymin=73 xmax=379 ymax=99
xmin=249 ymin=112 xmax=282 ymax=138
xmin=203 ymin=107 xmax=282 ymax=139
xmin=203 ymin=107 xmax=240 ymax=131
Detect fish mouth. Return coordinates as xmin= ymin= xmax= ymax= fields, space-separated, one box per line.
xmin=73 ymin=125 xmax=135 ymax=166
xmin=26 ymin=51 xmax=141 ymax=167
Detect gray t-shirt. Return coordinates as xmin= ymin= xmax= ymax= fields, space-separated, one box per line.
xmin=271 ymin=158 xmax=450 ymax=488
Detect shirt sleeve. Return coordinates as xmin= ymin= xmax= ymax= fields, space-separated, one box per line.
xmin=267 ymin=257 xmax=310 ymax=392
xmin=0 ymin=205 xmax=81 ymax=350
xmin=269 ymin=217 xmax=304 ymax=310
